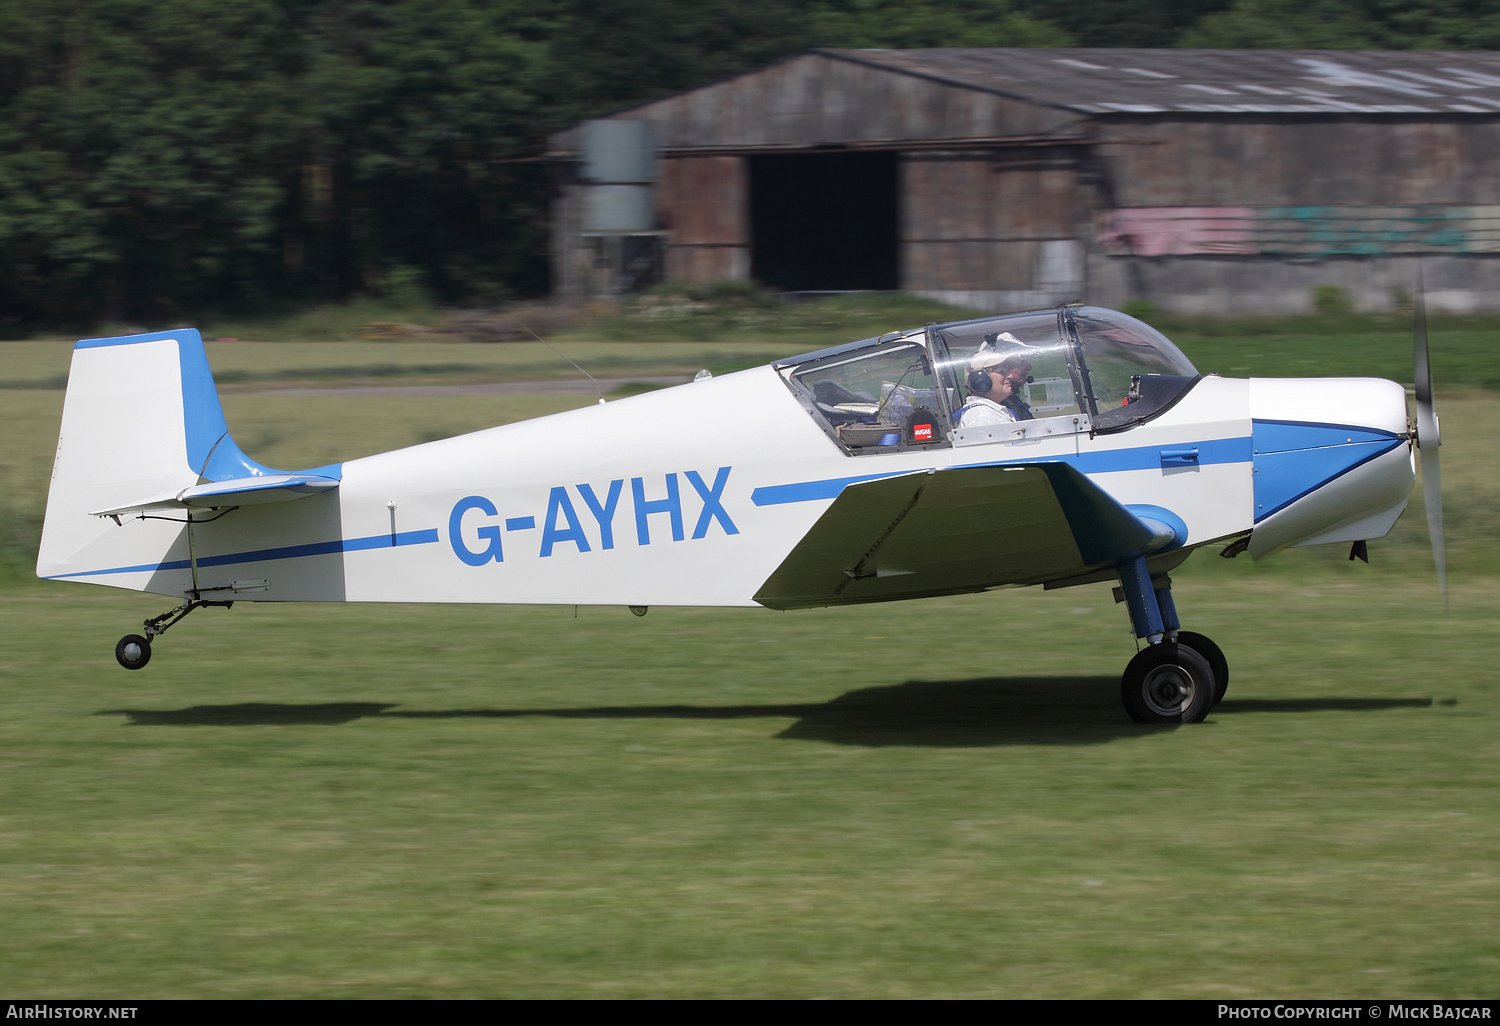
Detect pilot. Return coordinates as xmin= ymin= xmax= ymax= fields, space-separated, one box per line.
xmin=959 ymin=350 xmax=1020 ymax=427
xmin=998 ymin=356 xmax=1035 ymax=421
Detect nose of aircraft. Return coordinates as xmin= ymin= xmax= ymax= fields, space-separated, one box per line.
xmin=1245 ymin=377 xmax=1415 ymax=559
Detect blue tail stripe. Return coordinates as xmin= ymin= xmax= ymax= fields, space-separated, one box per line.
xmin=41 ymin=528 xmax=439 ymax=580
xmin=74 ymin=328 xmax=342 ymax=483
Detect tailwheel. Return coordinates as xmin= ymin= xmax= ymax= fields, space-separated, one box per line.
xmin=1121 ymin=642 xmax=1214 ymax=725
xmin=1174 ymin=631 xmax=1228 ymax=706
xmin=114 ymin=597 xmax=234 ymax=669
xmin=115 ymin=634 xmax=152 ymax=671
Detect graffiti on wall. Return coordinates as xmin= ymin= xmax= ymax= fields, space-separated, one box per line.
xmin=1096 ymin=206 xmax=1500 ymax=257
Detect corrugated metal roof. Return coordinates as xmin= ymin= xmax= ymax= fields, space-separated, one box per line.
xmin=819 ymin=48 xmax=1500 ymax=115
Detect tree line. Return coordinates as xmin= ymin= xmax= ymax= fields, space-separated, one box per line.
xmin=2 ymin=0 xmax=1497 ymax=327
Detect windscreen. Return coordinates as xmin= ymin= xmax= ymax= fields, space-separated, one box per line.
xmin=1069 ymin=307 xmax=1197 ymax=412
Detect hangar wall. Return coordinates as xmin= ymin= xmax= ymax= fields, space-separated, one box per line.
xmin=657 ymin=156 xmax=750 ymax=283
xmin=592 ymin=52 xmax=1076 ymax=149
xmin=1085 ymin=117 xmax=1500 ymax=313
xmin=550 ymin=50 xmax=1500 ymax=314
xmin=900 ymin=147 xmax=1086 ymax=310
xmin=549 ymin=51 xmax=1081 ymax=302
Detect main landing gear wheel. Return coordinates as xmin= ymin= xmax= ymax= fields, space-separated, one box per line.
xmin=1121 ymin=642 xmax=1214 ymax=725
xmin=115 ymin=634 xmax=152 ymax=671
xmin=1174 ymin=631 xmax=1228 ymax=706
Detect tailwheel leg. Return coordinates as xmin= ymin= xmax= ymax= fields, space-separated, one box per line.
xmin=115 ymin=598 xmax=233 ymax=670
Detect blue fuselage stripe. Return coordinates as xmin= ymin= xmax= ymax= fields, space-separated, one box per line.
xmin=42 ymin=528 xmax=440 ymax=580
xmin=977 ymin=435 xmax=1253 ymax=474
xmin=750 ymin=436 xmax=1254 ymax=507
xmin=750 ymin=471 xmax=910 ymax=506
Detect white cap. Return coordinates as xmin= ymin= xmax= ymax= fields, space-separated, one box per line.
xmin=970 ymin=332 xmax=1031 ymax=372
xmin=970 ymin=349 xmax=1008 ymax=372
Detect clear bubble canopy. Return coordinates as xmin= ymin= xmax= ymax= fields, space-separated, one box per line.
xmin=778 ymin=307 xmax=1200 ymax=454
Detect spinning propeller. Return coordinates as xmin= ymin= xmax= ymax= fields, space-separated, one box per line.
xmin=1412 ymin=278 xmax=1448 ymax=612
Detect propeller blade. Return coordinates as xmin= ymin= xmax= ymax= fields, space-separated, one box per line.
xmin=1422 ymin=444 xmax=1449 ymax=613
xmin=1412 ymin=272 xmax=1448 ymax=612
xmin=1414 ymin=274 xmax=1432 ymax=408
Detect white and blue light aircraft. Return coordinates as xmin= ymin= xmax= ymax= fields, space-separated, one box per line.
xmin=36 ymin=305 xmax=1444 ymax=724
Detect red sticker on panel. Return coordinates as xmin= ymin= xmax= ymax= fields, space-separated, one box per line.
xmin=913 ymin=424 xmax=933 ymax=442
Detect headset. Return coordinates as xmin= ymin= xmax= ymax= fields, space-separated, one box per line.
xmin=969 ymin=334 xmax=997 ymax=393
xmin=967 ymin=331 xmax=1035 ymax=396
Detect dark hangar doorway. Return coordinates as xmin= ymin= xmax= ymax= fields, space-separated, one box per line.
xmin=749 ymin=152 xmax=898 ymax=292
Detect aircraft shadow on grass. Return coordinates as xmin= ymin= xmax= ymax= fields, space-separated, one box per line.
xmin=98 ymin=678 xmax=1439 ymax=748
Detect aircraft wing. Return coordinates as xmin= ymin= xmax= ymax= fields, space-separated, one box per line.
xmin=754 ymin=462 xmax=1175 ymax=610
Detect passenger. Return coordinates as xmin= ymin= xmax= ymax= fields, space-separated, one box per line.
xmin=959 ymin=350 xmax=1020 ymax=427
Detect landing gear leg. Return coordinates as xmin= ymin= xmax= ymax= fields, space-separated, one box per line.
xmin=1116 ymin=559 xmax=1214 ymax=724
xmin=1151 ymin=573 xmax=1230 ymax=705
xmin=114 ymin=597 xmax=233 ymax=670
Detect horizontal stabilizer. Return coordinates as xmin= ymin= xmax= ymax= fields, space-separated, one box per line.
xmin=91 ymin=475 xmax=340 ymax=517
xmin=754 ymin=462 xmax=1179 ymax=610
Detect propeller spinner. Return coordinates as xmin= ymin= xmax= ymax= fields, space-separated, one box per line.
xmin=1412 ymin=279 xmax=1448 ymax=612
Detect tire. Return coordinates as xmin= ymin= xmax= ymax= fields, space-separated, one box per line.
xmin=1121 ymin=642 xmax=1214 ymax=725
xmin=115 ymin=634 xmax=152 ymax=671
xmin=1175 ymin=631 xmax=1228 ymax=706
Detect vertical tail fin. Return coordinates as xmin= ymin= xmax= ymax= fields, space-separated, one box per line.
xmin=36 ymin=329 xmax=335 ymax=587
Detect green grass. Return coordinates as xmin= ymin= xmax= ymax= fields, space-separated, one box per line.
xmin=191 ymin=295 xmax=447 ymax=344
xmin=0 ymin=559 xmax=1494 ymax=996
xmin=1164 ymin=312 xmax=1500 ymax=392
xmin=578 ymin=285 xmax=989 ymax=347
xmin=1 ymin=300 xmax=1497 ymax=995
xmin=6 ymin=296 xmax=1498 ymax=393
xmin=0 ymin=337 xmax=799 ymax=392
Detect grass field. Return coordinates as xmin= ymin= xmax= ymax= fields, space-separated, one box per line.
xmin=0 ymin=303 xmax=1496 ymax=996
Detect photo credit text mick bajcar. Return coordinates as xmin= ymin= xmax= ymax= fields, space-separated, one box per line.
xmin=1220 ymin=1007 xmax=1492 ymax=1020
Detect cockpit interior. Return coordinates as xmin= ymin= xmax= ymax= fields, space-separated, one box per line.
xmin=777 ymin=306 xmax=1202 ymax=455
